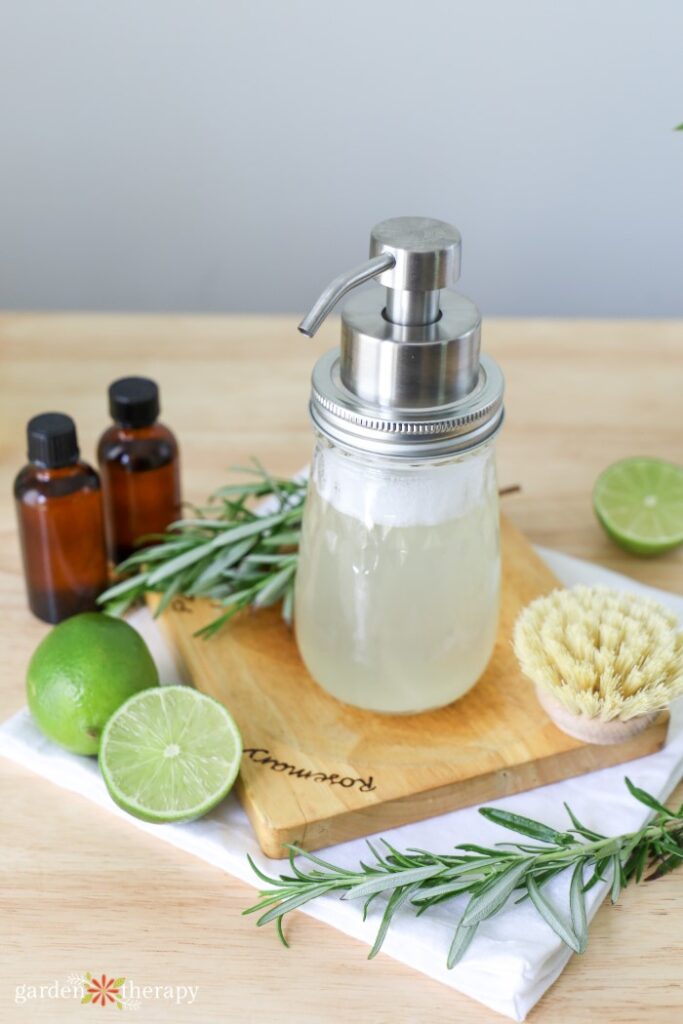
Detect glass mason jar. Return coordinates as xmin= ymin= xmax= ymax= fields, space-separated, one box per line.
xmin=295 ymin=433 xmax=501 ymax=714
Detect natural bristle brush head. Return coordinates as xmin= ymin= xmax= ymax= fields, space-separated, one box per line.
xmin=513 ymin=585 xmax=683 ymax=744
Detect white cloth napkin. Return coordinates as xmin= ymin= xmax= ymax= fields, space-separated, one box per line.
xmin=1 ymin=547 xmax=682 ymax=1022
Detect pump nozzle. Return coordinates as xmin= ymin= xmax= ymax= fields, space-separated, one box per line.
xmin=298 ymin=254 xmax=395 ymax=337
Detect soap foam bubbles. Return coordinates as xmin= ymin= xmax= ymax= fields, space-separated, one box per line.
xmin=311 ymin=440 xmax=497 ymax=528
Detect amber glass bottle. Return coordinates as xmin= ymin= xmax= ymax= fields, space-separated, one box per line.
xmin=14 ymin=413 xmax=108 ymax=623
xmin=97 ymin=377 xmax=181 ymax=565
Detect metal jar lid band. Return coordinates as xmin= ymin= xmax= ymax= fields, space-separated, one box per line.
xmin=310 ymin=350 xmax=504 ymax=459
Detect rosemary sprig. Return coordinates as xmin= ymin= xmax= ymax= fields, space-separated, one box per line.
xmin=245 ymin=778 xmax=683 ymax=966
xmin=98 ymin=463 xmax=307 ymax=638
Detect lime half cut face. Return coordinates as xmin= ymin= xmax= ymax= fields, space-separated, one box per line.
xmin=593 ymin=457 xmax=683 ymax=556
xmin=100 ymin=685 xmax=242 ymax=823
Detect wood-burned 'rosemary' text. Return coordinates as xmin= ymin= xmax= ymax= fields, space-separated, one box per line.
xmin=242 ymin=748 xmax=376 ymax=793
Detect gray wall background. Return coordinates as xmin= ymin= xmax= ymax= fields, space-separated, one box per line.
xmin=0 ymin=0 xmax=681 ymax=317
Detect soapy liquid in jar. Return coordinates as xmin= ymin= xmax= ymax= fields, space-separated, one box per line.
xmin=294 ymin=445 xmax=501 ymax=714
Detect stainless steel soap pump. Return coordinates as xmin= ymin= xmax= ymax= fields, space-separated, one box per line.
xmin=294 ymin=217 xmax=505 ymax=714
xmin=298 ymin=215 xmax=504 ymax=458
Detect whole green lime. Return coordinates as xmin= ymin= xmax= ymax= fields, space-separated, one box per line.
xmin=26 ymin=613 xmax=159 ymax=755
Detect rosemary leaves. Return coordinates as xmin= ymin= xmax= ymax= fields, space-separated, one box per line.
xmin=98 ymin=464 xmax=306 ymax=637
xmin=245 ymin=778 xmax=683 ymax=966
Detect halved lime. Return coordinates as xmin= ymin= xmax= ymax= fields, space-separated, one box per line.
xmin=100 ymin=685 xmax=242 ymax=823
xmin=593 ymin=457 xmax=683 ymax=556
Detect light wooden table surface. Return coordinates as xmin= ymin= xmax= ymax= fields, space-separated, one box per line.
xmin=0 ymin=314 xmax=681 ymax=1023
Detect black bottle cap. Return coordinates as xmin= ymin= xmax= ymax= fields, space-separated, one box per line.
xmin=27 ymin=412 xmax=80 ymax=468
xmin=109 ymin=377 xmax=160 ymax=428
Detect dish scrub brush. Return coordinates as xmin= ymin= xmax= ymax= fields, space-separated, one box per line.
xmin=513 ymin=585 xmax=683 ymax=744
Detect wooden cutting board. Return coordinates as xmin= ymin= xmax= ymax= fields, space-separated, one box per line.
xmin=148 ymin=517 xmax=667 ymax=857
